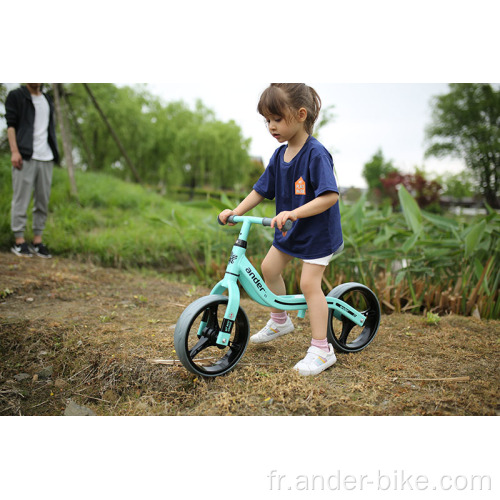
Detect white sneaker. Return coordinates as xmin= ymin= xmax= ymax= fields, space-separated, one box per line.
xmin=293 ymin=344 xmax=337 ymax=376
xmin=250 ymin=316 xmax=294 ymax=343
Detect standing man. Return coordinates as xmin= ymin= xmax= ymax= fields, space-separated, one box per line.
xmin=6 ymin=84 xmax=59 ymax=258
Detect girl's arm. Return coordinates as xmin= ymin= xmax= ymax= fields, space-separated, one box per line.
xmin=272 ymin=191 xmax=339 ymax=233
xmin=219 ymin=190 xmax=265 ymax=224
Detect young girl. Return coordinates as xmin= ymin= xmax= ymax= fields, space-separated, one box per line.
xmin=219 ymin=83 xmax=343 ymax=376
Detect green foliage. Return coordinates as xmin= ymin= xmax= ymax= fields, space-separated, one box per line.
xmin=425 ymin=83 xmax=500 ymax=208
xmin=329 ymin=193 xmax=499 ymax=319
xmin=362 ymin=148 xmax=397 ymax=191
xmin=0 ymin=153 xmax=215 ymax=271
xmin=398 ymin=185 xmax=423 ymax=236
xmin=63 ymin=84 xmax=252 ymax=192
xmin=380 ymin=170 xmax=443 ymax=211
xmin=1 ymin=152 xmax=497 ymax=318
xmin=0 ymin=83 xmax=7 ymax=121
xmin=425 ymin=312 xmax=441 ymax=325
xmin=435 ymin=169 xmax=476 ymax=199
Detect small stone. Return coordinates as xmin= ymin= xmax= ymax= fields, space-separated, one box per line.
xmin=13 ymin=373 xmax=31 ymax=382
xmin=26 ymin=297 xmax=34 ymax=303
xmin=64 ymin=399 xmax=96 ymax=416
xmin=38 ymin=366 xmax=53 ymax=379
xmin=54 ymin=379 xmax=67 ymax=388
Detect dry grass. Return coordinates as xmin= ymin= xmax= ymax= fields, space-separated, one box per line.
xmin=0 ymin=252 xmax=498 ymax=416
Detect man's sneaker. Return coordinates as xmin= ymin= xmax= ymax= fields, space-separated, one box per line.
xmin=11 ymin=242 xmax=33 ymax=258
xmin=250 ymin=316 xmax=294 ymax=343
xmin=30 ymin=242 xmax=52 ymax=259
xmin=293 ymin=344 xmax=337 ymax=376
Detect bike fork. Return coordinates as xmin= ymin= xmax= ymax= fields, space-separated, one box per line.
xmin=196 ymin=276 xmax=241 ymax=347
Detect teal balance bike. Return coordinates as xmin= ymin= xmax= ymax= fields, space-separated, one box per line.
xmin=174 ymin=216 xmax=381 ymax=377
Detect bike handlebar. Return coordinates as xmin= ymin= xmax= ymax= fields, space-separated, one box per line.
xmin=217 ymin=215 xmax=293 ymax=232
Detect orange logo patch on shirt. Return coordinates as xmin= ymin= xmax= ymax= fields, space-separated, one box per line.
xmin=295 ymin=177 xmax=306 ymax=195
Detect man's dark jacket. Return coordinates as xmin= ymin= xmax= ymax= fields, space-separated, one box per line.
xmin=5 ymin=85 xmax=60 ymax=164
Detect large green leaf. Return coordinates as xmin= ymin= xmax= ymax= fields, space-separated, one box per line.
xmin=402 ymin=233 xmax=420 ymax=253
xmin=398 ymin=185 xmax=422 ymax=235
xmin=422 ymin=210 xmax=459 ymax=231
xmin=464 ymin=219 xmax=486 ymax=257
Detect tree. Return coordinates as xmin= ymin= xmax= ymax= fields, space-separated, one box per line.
xmin=52 ymin=84 xmax=78 ymax=198
xmin=425 ymin=83 xmax=500 ymax=208
xmin=362 ymin=149 xmax=398 ymax=204
xmin=435 ymin=170 xmax=476 ymax=200
xmin=64 ymin=84 xmax=251 ymax=192
xmin=379 ymin=170 xmax=442 ymax=211
xmin=362 ymin=149 xmax=398 ymax=190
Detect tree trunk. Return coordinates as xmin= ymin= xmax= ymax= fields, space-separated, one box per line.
xmin=52 ymin=83 xmax=79 ymax=199
xmin=64 ymin=92 xmax=95 ymax=170
xmin=82 ymin=83 xmax=142 ymax=184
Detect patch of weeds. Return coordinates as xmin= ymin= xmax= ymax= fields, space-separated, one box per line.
xmin=1 ymin=288 xmax=14 ymax=299
xmin=425 ymin=312 xmax=441 ymax=326
xmin=99 ymin=312 xmax=117 ymax=323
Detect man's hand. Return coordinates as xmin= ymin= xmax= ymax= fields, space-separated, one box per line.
xmin=11 ymin=152 xmax=23 ymax=169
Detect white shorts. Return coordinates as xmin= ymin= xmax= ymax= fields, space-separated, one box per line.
xmin=303 ymin=243 xmax=344 ymax=266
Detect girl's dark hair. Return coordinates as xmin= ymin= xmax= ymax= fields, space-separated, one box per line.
xmin=257 ymin=83 xmax=322 ymax=135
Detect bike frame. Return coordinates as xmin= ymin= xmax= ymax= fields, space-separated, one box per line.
xmin=202 ymin=216 xmax=366 ymax=347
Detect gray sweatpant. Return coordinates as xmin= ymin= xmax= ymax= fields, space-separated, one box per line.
xmin=11 ymin=159 xmax=54 ymax=239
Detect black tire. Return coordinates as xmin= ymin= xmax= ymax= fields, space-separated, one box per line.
xmin=327 ymin=283 xmax=380 ymax=353
xmin=174 ymin=295 xmax=250 ymax=377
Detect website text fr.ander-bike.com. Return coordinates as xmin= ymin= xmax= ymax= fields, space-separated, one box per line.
xmin=267 ymin=469 xmax=492 ymax=492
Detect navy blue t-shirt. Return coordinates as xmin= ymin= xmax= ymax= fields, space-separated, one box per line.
xmin=253 ymin=136 xmax=343 ymax=259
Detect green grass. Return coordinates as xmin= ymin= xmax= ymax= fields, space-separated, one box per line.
xmin=1 ymin=155 xmax=498 ymax=318
xmin=0 ymin=159 xmax=230 ymax=272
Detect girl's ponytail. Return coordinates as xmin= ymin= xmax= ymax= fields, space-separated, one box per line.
xmin=257 ymin=83 xmax=322 ymax=135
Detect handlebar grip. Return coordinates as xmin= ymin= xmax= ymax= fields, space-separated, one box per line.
xmin=217 ymin=215 xmax=237 ymax=225
xmin=218 ymin=215 xmax=293 ymax=232
xmin=262 ymin=218 xmax=293 ymax=232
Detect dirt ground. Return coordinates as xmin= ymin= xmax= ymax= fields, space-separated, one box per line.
xmin=0 ymin=252 xmax=498 ymax=416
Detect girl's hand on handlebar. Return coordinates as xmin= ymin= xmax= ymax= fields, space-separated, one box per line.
xmin=271 ymin=211 xmax=297 ymax=236
xmin=218 ymin=209 xmax=238 ymax=226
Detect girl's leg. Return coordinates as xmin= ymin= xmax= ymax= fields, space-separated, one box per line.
xmin=293 ymin=261 xmax=336 ymax=376
xmin=250 ymin=246 xmax=294 ymax=344
xmin=261 ymin=245 xmax=293 ymax=314
xmin=300 ymin=262 xmax=328 ymax=340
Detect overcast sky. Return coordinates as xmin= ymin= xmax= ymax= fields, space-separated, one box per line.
xmin=147 ymin=82 xmax=465 ymax=188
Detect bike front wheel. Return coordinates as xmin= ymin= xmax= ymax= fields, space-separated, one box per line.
xmin=174 ymin=295 xmax=250 ymax=377
xmin=327 ymin=283 xmax=381 ymax=353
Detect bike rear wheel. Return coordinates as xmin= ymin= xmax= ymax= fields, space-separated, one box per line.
xmin=174 ymin=295 xmax=250 ymax=377
xmin=327 ymin=283 xmax=380 ymax=353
